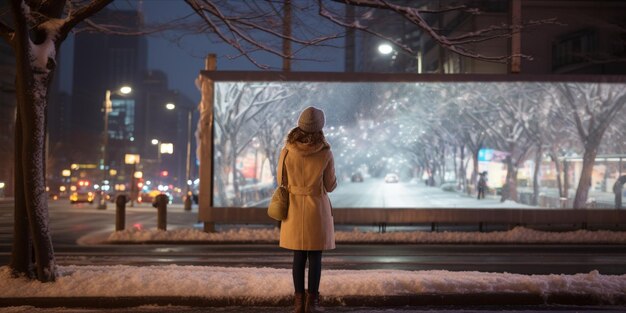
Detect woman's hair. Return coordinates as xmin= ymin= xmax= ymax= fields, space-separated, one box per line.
xmin=286 ymin=127 xmax=327 ymax=145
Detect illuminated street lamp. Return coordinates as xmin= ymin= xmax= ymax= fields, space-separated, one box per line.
xmin=99 ymin=86 xmax=132 ymax=210
xmin=165 ymin=102 xmax=194 ymax=211
xmin=378 ymin=43 xmax=393 ymax=55
xmin=377 ymin=42 xmax=422 ymax=74
xmin=151 ymin=139 xmax=161 ymax=162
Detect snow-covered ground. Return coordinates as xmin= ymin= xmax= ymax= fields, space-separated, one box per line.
xmin=103 ymin=226 xmax=626 ymax=244
xmin=1 ymin=265 xmax=625 ymax=303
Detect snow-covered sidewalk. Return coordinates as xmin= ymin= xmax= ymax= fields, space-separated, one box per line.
xmin=1 ymin=265 xmax=625 ymax=305
xmin=102 ymin=226 xmax=626 ymax=244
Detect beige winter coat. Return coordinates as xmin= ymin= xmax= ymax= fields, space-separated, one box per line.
xmin=279 ymin=141 xmax=337 ymax=251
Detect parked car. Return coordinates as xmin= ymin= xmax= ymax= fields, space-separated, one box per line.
xmin=384 ymin=173 xmax=399 ymax=183
xmin=351 ymin=172 xmax=364 ymax=182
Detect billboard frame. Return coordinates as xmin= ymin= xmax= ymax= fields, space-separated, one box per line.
xmin=196 ymin=69 xmax=626 ymax=231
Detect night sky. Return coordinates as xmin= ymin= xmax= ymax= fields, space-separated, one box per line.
xmin=58 ymin=0 xmax=344 ymax=103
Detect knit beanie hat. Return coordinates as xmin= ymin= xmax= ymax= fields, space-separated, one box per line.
xmin=298 ymin=106 xmax=325 ymax=133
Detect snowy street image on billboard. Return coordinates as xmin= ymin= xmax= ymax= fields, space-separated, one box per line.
xmin=211 ymin=80 xmax=626 ymax=209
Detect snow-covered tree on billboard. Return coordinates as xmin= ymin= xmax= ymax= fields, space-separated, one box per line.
xmin=213 ymin=82 xmax=290 ymax=206
xmin=467 ymin=83 xmax=537 ymax=202
xmin=454 ymin=85 xmax=489 ymax=191
xmin=528 ymin=87 xmax=576 ymax=201
xmin=554 ymin=83 xmax=626 ymax=208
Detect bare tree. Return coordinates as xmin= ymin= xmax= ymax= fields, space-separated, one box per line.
xmin=466 ymin=83 xmax=536 ymax=202
xmin=213 ymin=82 xmax=290 ymax=206
xmin=1 ymin=0 xmax=115 ymax=283
xmin=554 ymin=83 xmax=626 ymax=208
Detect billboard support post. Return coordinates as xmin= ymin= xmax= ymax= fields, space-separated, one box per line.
xmin=199 ymin=54 xmax=217 ymax=233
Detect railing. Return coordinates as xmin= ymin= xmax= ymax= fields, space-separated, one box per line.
xmin=199 ymin=206 xmax=626 ymax=233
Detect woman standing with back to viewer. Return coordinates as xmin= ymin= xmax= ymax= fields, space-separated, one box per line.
xmin=279 ymin=106 xmax=337 ymax=313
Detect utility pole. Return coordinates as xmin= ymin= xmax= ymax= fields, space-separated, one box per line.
xmin=282 ymin=0 xmax=292 ymax=71
xmin=344 ymin=4 xmax=356 ymax=73
xmin=510 ymin=0 xmax=522 ymax=73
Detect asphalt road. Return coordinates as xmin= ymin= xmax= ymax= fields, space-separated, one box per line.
xmin=1 ymin=198 xmax=626 ymax=274
xmin=329 ymin=178 xmax=531 ymax=208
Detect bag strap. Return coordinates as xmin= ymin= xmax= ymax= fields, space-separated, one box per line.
xmin=277 ymin=148 xmax=288 ymax=187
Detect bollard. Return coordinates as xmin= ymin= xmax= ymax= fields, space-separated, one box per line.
xmin=183 ymin=193 xmax=192 ymax=211
xmin=115 ymin=194 xmax=127 ymax=231
xmin=154 ymin=194 xmax=168 ymax=231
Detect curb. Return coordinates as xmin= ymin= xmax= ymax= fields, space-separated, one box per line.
xmin=1 ymin=293 xmax=625 ymax=308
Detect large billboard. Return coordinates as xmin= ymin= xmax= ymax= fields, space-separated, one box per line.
xmin=208 ymin=74 xmax=626 ymax=209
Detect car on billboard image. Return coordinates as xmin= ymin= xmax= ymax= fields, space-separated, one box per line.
xmin=384 ymin=173 xmax=399 ymax=184
xmin=351 ymin=172 xmax=364 ymax=182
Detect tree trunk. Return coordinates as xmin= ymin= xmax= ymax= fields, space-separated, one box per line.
xmin=230 ymin=135 xmax=241 ymax=206
xmin=459 ymin=146 xmax=466 ymax=192
xmin=10 ymin=110 xmax=34 ymax=278
xmin=573 ymin=144 xmax=599 ymax=209
xmin=471 ymin=149 xmax=479 ymax=189
xmin=531 ymin=144 xmax=541 ymax=206
xmin=500 ymin=155 xmax=519 ymax=202
xmin=452 ymin=145 xmax=458 ymax=183
xmin=14 ymin=60 xmax=56 ymax=282
xmin=549 ymin=150 xmax=565 ymax=198
xmin=214 ymin=155 xmax=228 ymax=206
xmin=440 ymin=145 xmax=446 ymax=184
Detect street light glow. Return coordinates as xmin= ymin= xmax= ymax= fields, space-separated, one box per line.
xmin=151 ymin=139 xmax=159 ymax=145
xmin=119 ymin=86 xmax=132 ymax=94
xmin=378 ymin=43 xmax=393 ymax=55
xmin=165 ymin=103 xmax=176 ymax=110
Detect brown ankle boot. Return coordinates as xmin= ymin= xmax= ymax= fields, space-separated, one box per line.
xmin=293 ymin=292 xmax=305 ymax=313
xmin=305 ymin=291 xmax=324 ymax=313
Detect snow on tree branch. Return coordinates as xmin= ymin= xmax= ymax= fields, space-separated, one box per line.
xmin=333 ymin=0 xmax=561 ymax=63
xmin=186 ymin=0 xmax=342 ymax=69
xmin=58 ymin=0 xmax=113 ymax=40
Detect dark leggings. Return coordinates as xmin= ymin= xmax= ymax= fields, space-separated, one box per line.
xmin=293 ymin=250 xmax=322 ymax=294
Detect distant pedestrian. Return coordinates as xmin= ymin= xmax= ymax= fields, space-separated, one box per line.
xmin=279 ymin=106 xmax=337 ymax=313
xmin=477 ymin=172 xmax=487 ymax=200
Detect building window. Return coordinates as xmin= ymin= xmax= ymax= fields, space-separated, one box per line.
xmin=108 ymin=98 xmax=135 ymax=140
xmin=552 ymin=29 xmax=597 ymax=70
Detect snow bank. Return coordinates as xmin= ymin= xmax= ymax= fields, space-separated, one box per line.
xmin=106 ymin=226 xmax=626 ymax=244
xmin=1 ymin=266 xmax=624 ymax=303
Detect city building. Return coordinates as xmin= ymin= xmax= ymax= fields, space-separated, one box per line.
xmin=355 ymin=0 xmax=626 ymax=75
xmin=70 ymin=8 xmax=148 ymax=168
xmin=70 ymin=8 xmax=148 ymax=193
xmin=140 ymin=70 xmax=198 ymax=194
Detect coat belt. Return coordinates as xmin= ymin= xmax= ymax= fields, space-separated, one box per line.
xmin=288 ymin=185 xmax=322 ymax=196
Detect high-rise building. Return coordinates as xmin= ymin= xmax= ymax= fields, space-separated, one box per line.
xmin=70 ymin=8 xmax=147 ymax=171
xmin=140 ymin=70 xmax=198 ymax=190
